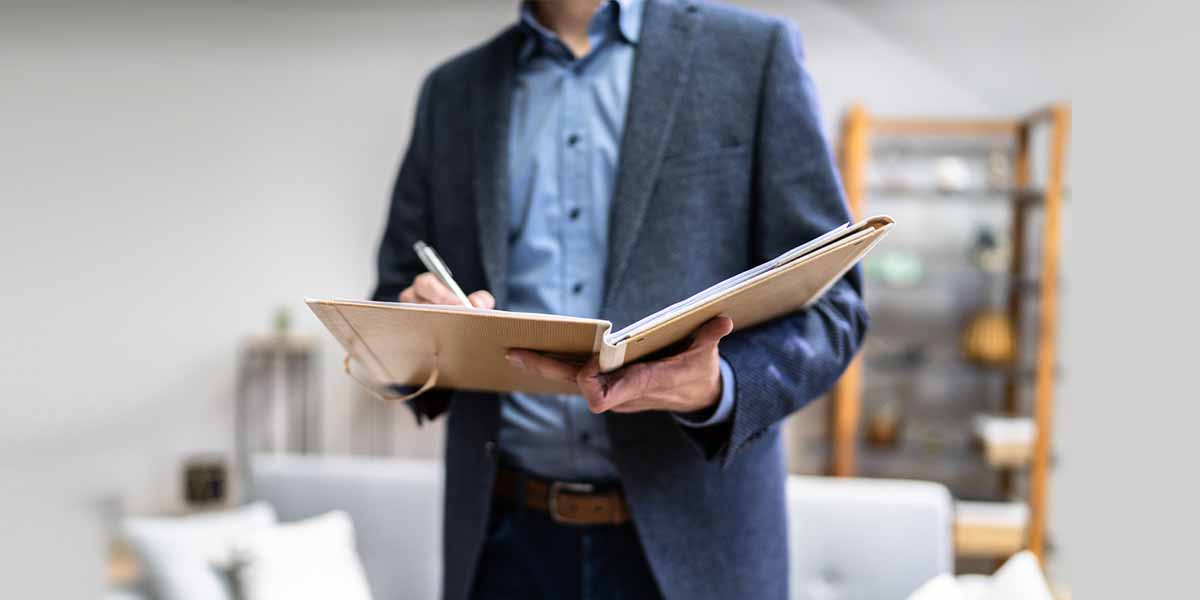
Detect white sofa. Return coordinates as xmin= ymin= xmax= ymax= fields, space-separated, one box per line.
xmin=249 ymin=454 xmax=952 ymax=600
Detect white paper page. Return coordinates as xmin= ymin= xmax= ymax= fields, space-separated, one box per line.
xmin=314 ymin=299 xmax=609 ymax=326
xmin=606 ymin=221 xmax=856 ymax=343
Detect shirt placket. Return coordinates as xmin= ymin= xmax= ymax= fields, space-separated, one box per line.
xmin=561 ymin=62 xmax=595 ymax=475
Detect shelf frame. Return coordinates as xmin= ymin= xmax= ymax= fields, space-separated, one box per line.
xmin=829 ymin=102 xmax=1071 ymax=564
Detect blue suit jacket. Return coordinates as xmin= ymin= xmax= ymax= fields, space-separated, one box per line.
xmin=372 ymin=1 xmax=868 ymax=598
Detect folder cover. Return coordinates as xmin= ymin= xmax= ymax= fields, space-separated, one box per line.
xmin=308 ymin=215 xmax=893 ymax=397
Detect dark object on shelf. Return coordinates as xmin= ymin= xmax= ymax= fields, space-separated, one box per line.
xmin=866 ymin=342 xmax=929 ymax=371
xmin=862 ymin=343 xmax=923 ymax=450
xmin=184 ymin=455 xmax=227 ymax=506
xmin=865 ymin=401 xmax=903 ymax=449
xmin=969 ymin=226 xmax=1011 ymax=274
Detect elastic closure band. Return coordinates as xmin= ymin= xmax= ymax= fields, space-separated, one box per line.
xmin=342 ymin=354 xmax=439 ymax=403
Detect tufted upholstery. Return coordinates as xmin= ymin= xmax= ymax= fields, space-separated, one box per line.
xmin=250 ymin=455 xmax=952 ymax=600
xmin=787 ymin=476 xmax=954 ymax=600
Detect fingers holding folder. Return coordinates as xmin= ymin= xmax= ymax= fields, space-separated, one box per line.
xmin=399 ymin=272 xmax=495 ymax=309
xmin=405 ymin=241 xmax=495 ymax=308
xmin=506 ymin=316 xmax=735 ymax=416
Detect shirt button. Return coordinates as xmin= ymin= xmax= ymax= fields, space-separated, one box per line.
xmin=580 ymin=431 xmax=591 ymax=444
xmin=566 ymin=133 xmax=580 ymax=147
xmin=572 ymin=282 xmax=584 ymax=295
xmin=569 ymin=207 xmax=581 ymax=220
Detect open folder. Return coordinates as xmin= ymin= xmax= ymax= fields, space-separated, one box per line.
xmin=307 ymin=215 xmax=893 ymax=398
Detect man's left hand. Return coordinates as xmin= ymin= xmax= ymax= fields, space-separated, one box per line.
xmin=505 ymin=316 xmax=735 ymax=415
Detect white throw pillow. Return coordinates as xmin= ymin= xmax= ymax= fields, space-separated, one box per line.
xmin=123 ymin=502 xmax=277 ymax=600
xmin=906 ymin=574 xmax=963 ymax=600
xmin=957 ymin=574 xmax=994 ymax=600
xmin=905 ymin=551 xmax=1054 ymax=600
xmin=987 ymin=551 xmax=1053 ymax=600
xmin=233 ymin=510 xmax=373 ymax=600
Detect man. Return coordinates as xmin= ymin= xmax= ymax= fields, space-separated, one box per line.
xmin=372 ymin=0 xmax=867 ymax=598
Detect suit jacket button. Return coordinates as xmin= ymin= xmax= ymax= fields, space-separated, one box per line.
xmin=483 ymin=441 xmax=497 ymax=458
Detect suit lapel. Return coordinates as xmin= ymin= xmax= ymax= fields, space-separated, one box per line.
xmin=473 ymin=28 xmax=521 ymax=308
xmin=603 ymin=0 xmax=702 ymax=309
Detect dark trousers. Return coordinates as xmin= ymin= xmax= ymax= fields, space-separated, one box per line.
xmin=468 ymin=498 xmax=663 ymax=600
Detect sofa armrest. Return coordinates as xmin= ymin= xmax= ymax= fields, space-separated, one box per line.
xmin=787 ymin=476 xmax=954 ymax=600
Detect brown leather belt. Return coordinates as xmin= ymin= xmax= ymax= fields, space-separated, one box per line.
xmin=493 ymin=466 xmax=631 ymax=526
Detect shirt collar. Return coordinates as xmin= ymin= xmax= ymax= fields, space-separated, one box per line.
xmin=613 ymin=0 xmax=643 ymax=44
xmin=517 ymin=0 xmax=643 ymax=64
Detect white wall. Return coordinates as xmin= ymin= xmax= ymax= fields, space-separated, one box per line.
xmin=0 ymin=2 xmax=513 ymax=592
xmin=0 ymin=0 xmax=992 ymax=506
xmin=1 ymin=0 xmax=509 ymax=503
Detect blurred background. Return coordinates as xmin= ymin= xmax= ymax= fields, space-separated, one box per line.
xmin=2 ymin=1 xmax=1196 ymax=598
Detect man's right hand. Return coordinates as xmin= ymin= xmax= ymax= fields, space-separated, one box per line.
xmin=399 ymin=272 xmax=496 ymax=309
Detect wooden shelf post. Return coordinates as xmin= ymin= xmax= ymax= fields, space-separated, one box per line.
xmin=829 ymin=104 xmax=870 ymax=477
xmin=1027 ymin=104 xmax=1070 ymax=562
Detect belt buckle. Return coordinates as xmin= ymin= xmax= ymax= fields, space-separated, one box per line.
xmin=548 ymin=480 xmax=595 ymax=525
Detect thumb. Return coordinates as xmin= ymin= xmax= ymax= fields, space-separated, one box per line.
xmin=468 ymin=290 xmax=496 ymax=309
xmin=689 ymin=316 xmax=734 ymax=349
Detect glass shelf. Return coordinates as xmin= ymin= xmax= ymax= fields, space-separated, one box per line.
xmin=862 ymin=360 xmax=1064 ymax=381
xmin=865 ymin=186 xmax=1048 ymax=204
xmin=866 ymin=271 xmax=1045 ymax=294
xmin=856 ymin=439 xmax=1004 ymax=501
xmin=869 ymin=140 xmax=1015 ymax=157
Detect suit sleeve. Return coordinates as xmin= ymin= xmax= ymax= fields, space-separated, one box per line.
xmin=370 ymin=73 xmax=454 ymax=424
xmin=687 ymin=22 xmax=869 ymax=468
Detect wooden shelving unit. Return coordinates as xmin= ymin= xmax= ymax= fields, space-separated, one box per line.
xmin=829 ymin=103 xmax=1070 ymax=563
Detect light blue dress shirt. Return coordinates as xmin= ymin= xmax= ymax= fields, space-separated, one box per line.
xmin=499 ymin=0 xmax=735 ymax=482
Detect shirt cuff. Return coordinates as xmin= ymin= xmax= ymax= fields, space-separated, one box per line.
xmin=673 ymin=358 xmax=736 ymax=428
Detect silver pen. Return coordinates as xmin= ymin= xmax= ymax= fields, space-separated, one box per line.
xmin=412 ymin=241 xmax=474 ymax=307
